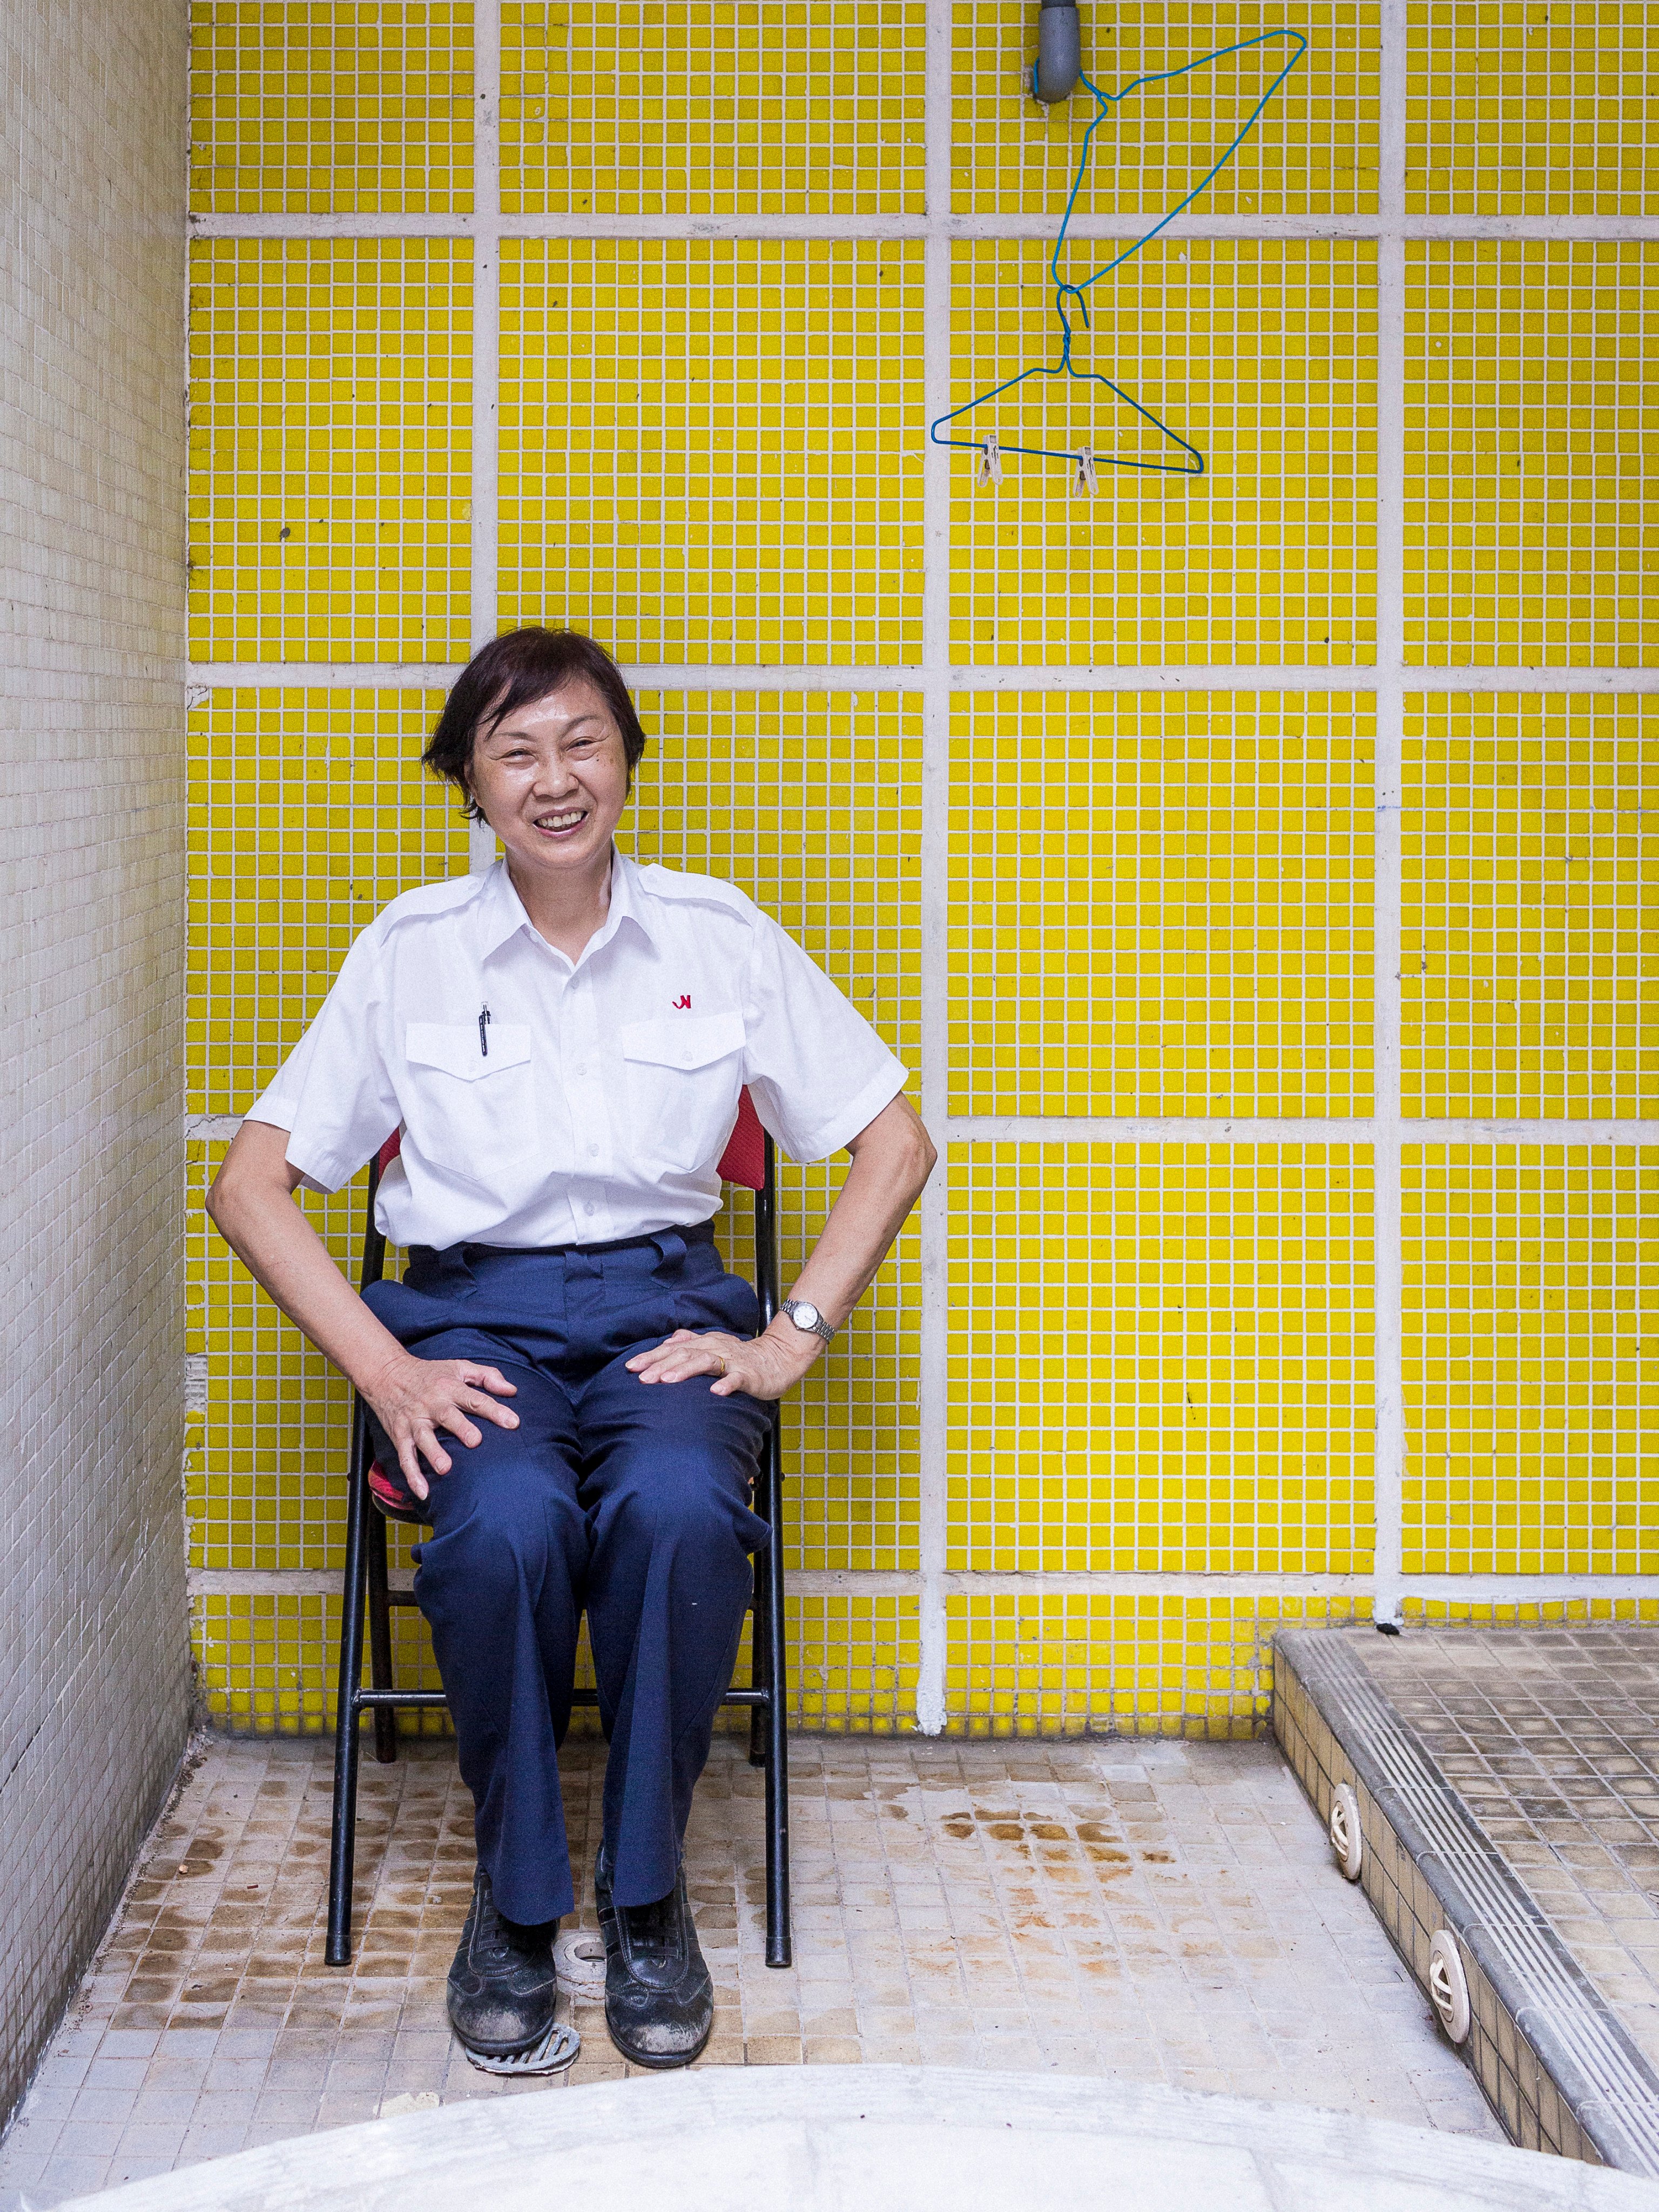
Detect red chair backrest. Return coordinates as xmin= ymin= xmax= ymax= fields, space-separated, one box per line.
xmin=716 ymin=1087 xmax=767 ymax=1192
xmin=373 ymin=1088 xmax=766 ymax=1191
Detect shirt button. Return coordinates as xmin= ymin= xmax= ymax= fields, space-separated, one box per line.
xmin=588 ymin=1143 xmax=598 ymax=1156
xmin=585 ymin=1202 xmax=596 ymax=1215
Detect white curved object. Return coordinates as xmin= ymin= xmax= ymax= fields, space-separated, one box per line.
xmin=1328 ymin=1782 xmax=1363 ymax=1881
xmin=1429 ymin=1928 xmax=1473 ymax=2045
xmin=554 ymin=1927 xmax=608 ymax=2002
xmin=54 ymin=2063 xmax=1659 ymax=2212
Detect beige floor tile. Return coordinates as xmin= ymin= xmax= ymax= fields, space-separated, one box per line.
xmin=0 ymin=1731 xmax=1507 ymax=2208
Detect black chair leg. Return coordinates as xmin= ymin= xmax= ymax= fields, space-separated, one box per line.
xmin=748 ymin=1552 xmax=770 ymax=1770
xmin=762 ymin=1407 xmax=791 ymax=1968
xmin=366 ymin=1512 xmax=398 ymax=1765
xmin=326 ymin=1407 xmax=372 ymax=1967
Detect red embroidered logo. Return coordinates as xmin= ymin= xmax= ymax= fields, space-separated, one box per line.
xmin=672 ymin=993 xmax=692 ymax=1009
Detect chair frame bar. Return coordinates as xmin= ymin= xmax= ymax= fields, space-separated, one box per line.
xmin=326 ymin=1145 xmax=792 ymax=1971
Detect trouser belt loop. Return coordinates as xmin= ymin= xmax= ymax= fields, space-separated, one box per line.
xmin=652 ymin=1229 xmax=687 ymax=1270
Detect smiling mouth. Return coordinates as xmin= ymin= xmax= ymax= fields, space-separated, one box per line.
xmin=534 ymin=808 xmax=588 ymax=835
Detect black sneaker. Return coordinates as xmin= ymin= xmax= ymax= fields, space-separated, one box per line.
xmin=594 ymin=1847 xmax=714 ymax=2069
xmin=447 ymin=1866 xmax=560 ymax=2059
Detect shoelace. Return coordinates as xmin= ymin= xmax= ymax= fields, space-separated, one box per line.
xmin=473 ymin=1892 xmax=514 ymax=1966
xmin=622 ymin=1889 xmax=676 ymax=1959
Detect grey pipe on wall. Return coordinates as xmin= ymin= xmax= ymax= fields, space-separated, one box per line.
xmin=1033 ymin=0 xmax=1081 ymax=104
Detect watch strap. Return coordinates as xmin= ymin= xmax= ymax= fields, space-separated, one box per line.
xmin=781 ymin=1297 xmax=837 ymax=1344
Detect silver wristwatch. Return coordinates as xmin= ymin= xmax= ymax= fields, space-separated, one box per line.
xmin=781 ymin=1297 xmax=837 ymax=1344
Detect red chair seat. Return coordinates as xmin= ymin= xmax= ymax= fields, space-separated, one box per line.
xmin=367 ymin=1459 xmax=424 ymax=1521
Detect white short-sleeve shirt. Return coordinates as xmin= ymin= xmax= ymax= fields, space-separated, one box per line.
xmin=244 ymin=851 xmax=908 ymax=1250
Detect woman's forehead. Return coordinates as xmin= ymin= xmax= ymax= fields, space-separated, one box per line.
xmin=484 ymin=679 xmax=618 ymax=739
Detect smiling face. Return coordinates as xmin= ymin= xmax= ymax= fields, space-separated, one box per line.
xmin=466 ymin=679 xmax=632 ymax=891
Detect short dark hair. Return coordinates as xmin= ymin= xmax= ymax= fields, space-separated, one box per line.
xmin=423 ymin=627 xmax=649 ymax=819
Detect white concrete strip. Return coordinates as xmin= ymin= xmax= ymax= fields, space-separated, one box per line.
xmin=185 ymin=1563 xmax=1656 ymax=1607
xmin=188 ymin=1568 xmax=413 ymax=1597
xmin=942 ymin=1572 xmax=1370 ymax=1598
xmin=468 ymin=2 xmax=501 ymax=883
xmin=1403 ymin=1120 xmax=1659 ymax=1148
xmin=913 ymin=0 xmax=953 ymax=1743
xmin=946 ymin=1117 xmax=1376 ymax=1144
xmin=183 ymin=1115 xmax=1659 ymax=1148
xmin=188 ymin=663 xmax=464 ymax=689
xmin=186 ymin=660 xmax=1659 ymax=696
xmin=1404 ymin=1574 xmax=1659 ymax=1605
xmin=945 ymin=1117 xmax=1659 ymax=1145
xmin=955 ymin=665 xmax=1659 ymax=693
xmin=190 ymin=209 xmax=1659 ymax=243
xmin=186 ymin=1566 xmax=918 ymax=1600
xmin=1368 ymin=0 xmax=1409 ymax=1635
xmin=184 ymin=1115 xmax=241 ymax=1144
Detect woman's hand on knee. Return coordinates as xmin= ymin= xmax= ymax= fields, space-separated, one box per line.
xmin=361 ymin=1354 xmax=519 ymax=1501
xmin=624 ymin=1326 xmax=817 ymax=1402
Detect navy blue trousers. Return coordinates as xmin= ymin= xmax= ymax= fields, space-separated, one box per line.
xmin=361 ymin=1223 xmax=770 ymax=1925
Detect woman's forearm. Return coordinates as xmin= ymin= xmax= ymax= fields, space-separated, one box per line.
xmin=626 ymin=1089 xmax=936 ymax=1399
xmin=207 ymin=1121 xmax=410 ymax=1397
xmin=783 ymin=1092 xmax=936 ymax=1330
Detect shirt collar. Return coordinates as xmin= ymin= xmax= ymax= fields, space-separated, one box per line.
xmin=474 ymin=848 xmax=658 ymax=967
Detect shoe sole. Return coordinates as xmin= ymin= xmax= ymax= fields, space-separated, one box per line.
xmin=447 ymin=2000 xmax=562 ymax=2061
xmin=604 ymin=2004 xmax=714 ymax=2071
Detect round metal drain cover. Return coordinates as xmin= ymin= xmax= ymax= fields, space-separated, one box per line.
xmin=1328 ymin=1782 xmax=1363 ymax=1880
xmin=1428 ymin=1928 xmax=1471 ymax=2044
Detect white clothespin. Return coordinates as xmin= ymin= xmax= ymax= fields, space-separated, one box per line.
xmin=975 ymin=430 xmax=1003 ymax=488
xmin=1070 ymin=446 xmax=1098 ymax=498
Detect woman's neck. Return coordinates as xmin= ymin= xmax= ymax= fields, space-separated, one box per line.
xmin=506 ymin=844 xmax=613 ymax=966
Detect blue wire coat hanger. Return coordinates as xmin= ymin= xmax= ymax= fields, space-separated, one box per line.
xmin=930 ymin=28 xmax=1309 ymax=487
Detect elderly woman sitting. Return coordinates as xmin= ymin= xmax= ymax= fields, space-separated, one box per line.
xmin=207 ymin=627 xmax=934 ymax=2072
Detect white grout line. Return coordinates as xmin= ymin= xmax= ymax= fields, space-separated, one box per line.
xmin=187 ymin=659 xmax=1659 ymax=696
xmin=184 ymin=1112 xmax=1659 ymax=1149
xmin=190 ymin=211 xmax=1659 ymax=244
xmin=1371 ymin=0 xmax=1410 ymax=1634
xmin=467 ymin=3 xmax=503 ymax=877
xmin=914 ymin=0 xmax=954 ymax=1741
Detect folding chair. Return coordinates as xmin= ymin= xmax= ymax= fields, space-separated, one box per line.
xmin=325 ymin=1089 xmax=792 ymax=1970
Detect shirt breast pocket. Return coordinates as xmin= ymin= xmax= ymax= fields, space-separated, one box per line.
xmin=618 ymin=1011 xmax=745 ymax=1177
xmin=402 ymin=1021 xmax=536 ymax=1188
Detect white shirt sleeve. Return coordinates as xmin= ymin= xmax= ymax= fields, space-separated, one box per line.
xmin=739 ymin=913 xmax=909 ymax=1163
xmin=242 ymin=927 xmax=401 ymax=1195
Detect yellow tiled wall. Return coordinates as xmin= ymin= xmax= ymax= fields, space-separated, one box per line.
xmin=187 ymin=3 xmax=1658 ymax=1737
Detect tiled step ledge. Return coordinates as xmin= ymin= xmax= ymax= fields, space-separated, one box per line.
xmin=1274 ymin=1629 xmax=1659 ymax=2176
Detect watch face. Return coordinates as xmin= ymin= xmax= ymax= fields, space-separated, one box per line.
xmin=792 ymin=1302 xmax=821 ymax=1331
